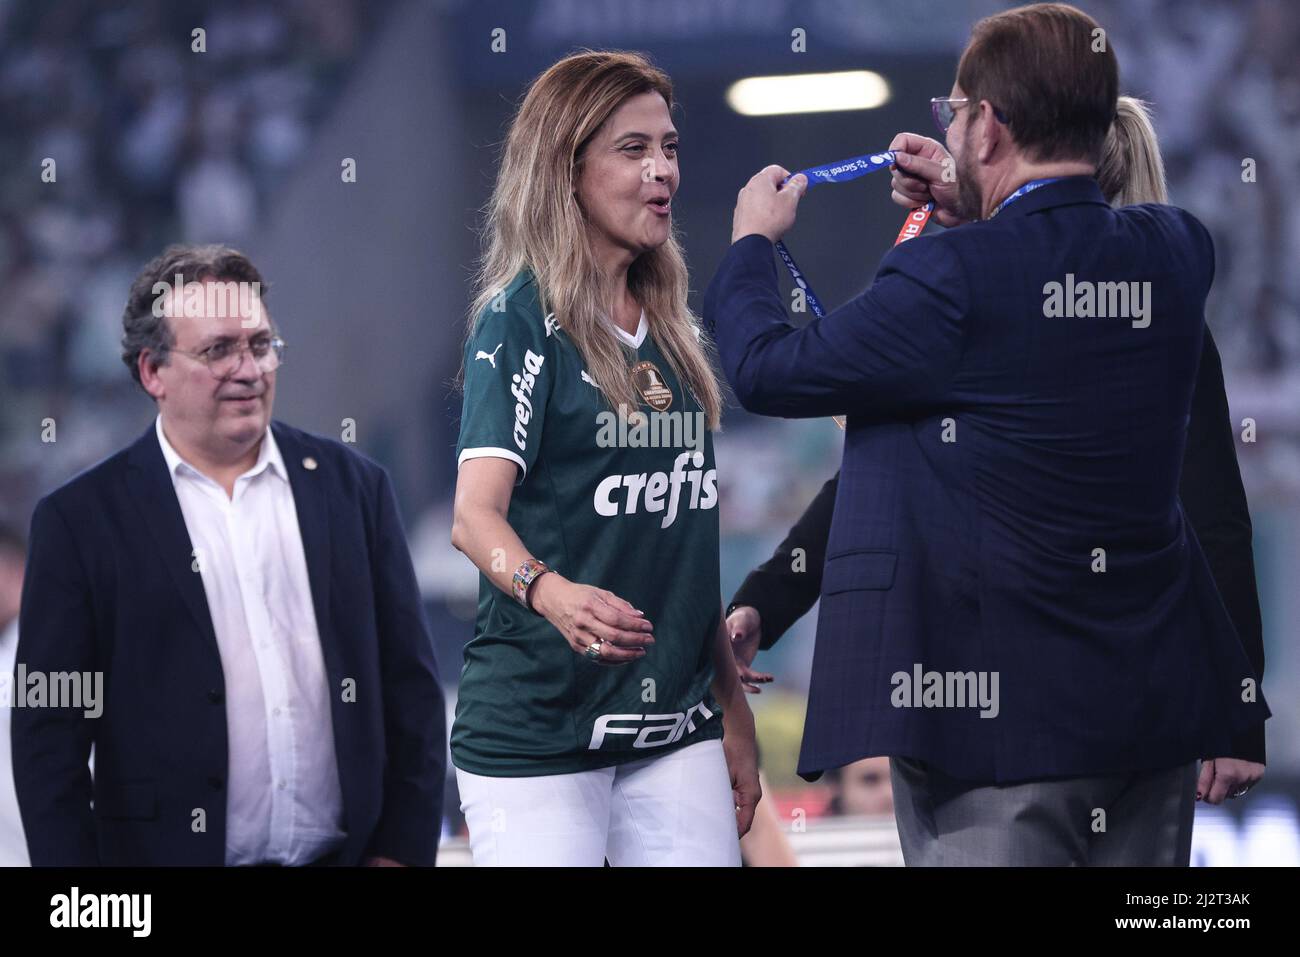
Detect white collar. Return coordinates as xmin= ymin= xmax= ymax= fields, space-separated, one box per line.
xmin=606 ymin=308 xmax=648 ymax=349
xmin=155 ymin=414 xmax=285 ymax=486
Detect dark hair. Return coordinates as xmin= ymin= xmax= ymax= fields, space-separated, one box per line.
xmin=120 ymin=244 xmax=269 ymax=390
xmin=957 ymin=2 xmax=1118 ymax=165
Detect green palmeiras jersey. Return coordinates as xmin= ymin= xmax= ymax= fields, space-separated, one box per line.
xmin=452 ymin=269 xmax=724 ymax=776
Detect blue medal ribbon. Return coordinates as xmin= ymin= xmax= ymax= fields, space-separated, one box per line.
xmin=797 ymin=149 xmax=899 ymax=186
xmin=989 ymin=177 xmax=1063 ymax=217
xmin=771 ymin=149 xmax=916 ymax=319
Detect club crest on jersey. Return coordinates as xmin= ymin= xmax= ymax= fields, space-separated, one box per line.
xmin=632 ymin=360 xmax=673 ymax=411
xmin=511 ymin=350 xmax=545 ymax=451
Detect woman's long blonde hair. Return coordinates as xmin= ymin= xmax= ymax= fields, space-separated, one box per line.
xmin=1097 ymin=95 xmax=1168 ymax=207
xmin=464 ymin=50 xmax=722 ymax=429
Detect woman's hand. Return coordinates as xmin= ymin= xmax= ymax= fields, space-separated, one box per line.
xmin=712 ymin=602 xmax=761 ymax=835
xmin=530 ymin=573 xmax=655 ymax=665
xmin=722 ymin=698 xmax=761 ymax=837
xmin=1197 ymin=757 xmax=1265 ymax=805
xmin=726 ymin=605 xmax=774 ymax=694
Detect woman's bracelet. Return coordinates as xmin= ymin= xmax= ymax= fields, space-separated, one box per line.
xmin=511 ymin=558 xmax=552 ymax=609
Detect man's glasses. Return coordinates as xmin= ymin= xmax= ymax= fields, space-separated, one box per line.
xmin=931 ymin=96 xmax=1008 ymax=134
xmin=170 ymin=335 xmax=286 ymax=380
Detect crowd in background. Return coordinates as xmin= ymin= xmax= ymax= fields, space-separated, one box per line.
xmin=0 ymin=0 xmax=385 ymax=514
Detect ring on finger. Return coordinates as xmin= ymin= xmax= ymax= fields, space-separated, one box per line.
xmin=585 ymin=639 xmax=603 ymax=661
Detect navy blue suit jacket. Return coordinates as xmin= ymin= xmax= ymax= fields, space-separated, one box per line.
xmin=704 ymin=176 xmax=1269 ymax=783
xmin=12 ymin=420 xmax=445 ymax=864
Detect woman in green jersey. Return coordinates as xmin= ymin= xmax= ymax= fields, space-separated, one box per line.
xmin=449 ymin=50 xmax=759 ymax=866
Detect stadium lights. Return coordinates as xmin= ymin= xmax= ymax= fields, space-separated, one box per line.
xmin=726 ymin=70 xmax=891 ymax=116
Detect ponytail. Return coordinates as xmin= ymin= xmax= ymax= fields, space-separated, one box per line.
xmin=1097 ymin=96 xmax=1168 ymax=207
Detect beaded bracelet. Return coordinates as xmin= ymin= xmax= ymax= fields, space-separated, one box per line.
xmin=511 ymin=558 xmax=551 ymax=608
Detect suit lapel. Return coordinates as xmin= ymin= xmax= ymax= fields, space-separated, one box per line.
xmin=125 ymin=424 xmax=220 ymax=660
xmin=271 ymin=423 xmax=336 ymax=672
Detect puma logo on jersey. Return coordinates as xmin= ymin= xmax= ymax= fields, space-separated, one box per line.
xmin=544 ymin=312 xmax=560 ymax=337
xmin=511 ymin=350 xmax=545 ymax=451
xmin=475 ymin=343 xmax=503 ymax=368
xmin=594 ymin=450 xmax=718 ymax=529
xmin=588 ymin=700 xmax=714 ymax=750
xmin=580 ymin=370 xmax=597 ymax=387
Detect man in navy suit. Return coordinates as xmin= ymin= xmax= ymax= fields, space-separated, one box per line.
xmin=704 ymin=2 xmax=1267 ymax=864
xmin=12 ymin=244 xmax=445 ymax=866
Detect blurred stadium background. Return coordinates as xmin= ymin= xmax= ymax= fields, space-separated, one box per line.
xmin=1 ymin=0 xmax=1297 ymax=865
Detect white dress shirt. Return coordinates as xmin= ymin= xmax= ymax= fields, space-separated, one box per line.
xmin=156 ymin=415 xmax=344 ymax=865
xmin=0 ymin=617 xmax=30 ymax=866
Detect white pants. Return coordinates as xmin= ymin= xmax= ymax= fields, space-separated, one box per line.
xmin=455 ymin=738 xmax=741 ymax=866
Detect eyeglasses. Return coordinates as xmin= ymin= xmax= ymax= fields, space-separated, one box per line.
xmin=931 ymin=96 xmax=1008 ymax=134
xmin=170 ymin=335 xmax=286 ymax=380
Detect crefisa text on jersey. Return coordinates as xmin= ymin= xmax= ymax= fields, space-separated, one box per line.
xmin=511 ymin=349 xmax=545 ymax=451
xmin=594 ymin=450 xmax=718 ymax=529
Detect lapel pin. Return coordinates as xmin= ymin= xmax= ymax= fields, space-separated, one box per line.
xmin=303 ymin=456 xmax=318 ymax=471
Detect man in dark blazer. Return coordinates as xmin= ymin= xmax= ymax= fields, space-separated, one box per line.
xmin=704 ymin=3 xmax=1267 ymax=864
xmin=13 ymin=244 xmax=445 ymax=866
xmin=726 ymin=330 xmax=1266 ymax=789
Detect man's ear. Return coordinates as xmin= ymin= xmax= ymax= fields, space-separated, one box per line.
xmin=138 ymin=349 xmax=166 ymax=400
xmin=976 ymin=100 xmax=1002 ymax=164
